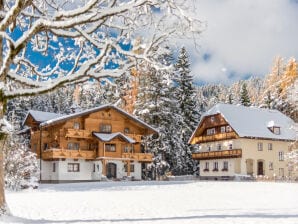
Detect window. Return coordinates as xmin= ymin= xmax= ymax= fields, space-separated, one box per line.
xmin=220 ymin=126 xmax=226 ymax=133
xmin=207 ymin=145 xmax=211 ymax=151
xmin=89 ymin=143 xmax=98 ymax=150
xmin=93 ymin=164 xmax=96 ymax=172
xmin=68 ymin=163 xmax=80 ymax=172
xmin=100 ymin=124 xmax=112 ymax=133
xmin=217 ymin=144 xmax=222 ymax=151
xmin=273 ymin=127 xmax=280 ymax=135
xmin=210 ymin=116 xmax=215 ymax=122
xmin=228 ymin=143 xmax=233 ymax=150
xmin=268 ymin=143 xmax=273 ymax=151
xmin=257 ymin=142 xmax=263 ymax=151
xmin=124 ymin=164 xmax=135 ymax=172
xmin=105 ymin=144 xmax=116 ymax=152
xmin=279 ymin=168 xmax=284 ymax=177
xmin=213 ymin=162 xmax=218 ymax=171
xmin=73 ymin=122 xmax=80 ymax=129
xmin=67 ymin=142 xmax=80 ymax=150
xmin=32 ymin=144 xmax=37 ymax=153
xmin=124 ymin=145 xmax=133 ymax=153
xmin=269 ymin=162 xmax=273 ymax=170
xmin=206 ymin=128 xmax=216 ymax=136
xmin=278 ymin=151 xmax=284 ymax=161
xmin=226 ymin=126 xmax=232 ymax=132
xmin=124 ymin=128 xmax=130 ymax=134
xmin=204 ymin=162 xmax=209 ymax=171
xmin=43 ymin=143 xmax=49 ymax=151
xmin=223 ymin=161 xmax=229 ymax=171
xmin=53 ymin=163 xmax=56 ymax=172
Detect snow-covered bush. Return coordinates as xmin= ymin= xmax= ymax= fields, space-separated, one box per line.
xmin=3 ymin=134 xmax=38 ymax=191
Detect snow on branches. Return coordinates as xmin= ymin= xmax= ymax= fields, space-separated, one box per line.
xmin=0 ymin=0 xmax=202 ymax=98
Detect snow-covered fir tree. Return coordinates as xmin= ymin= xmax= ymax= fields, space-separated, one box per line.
xmin=173 ymin=47 xmax=200 ymax=175
xmin=240 ymin=83 xmax=251 ymax=106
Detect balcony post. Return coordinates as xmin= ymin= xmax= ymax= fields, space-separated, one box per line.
xmin=127 ymin=160 xmax=131 ymax=177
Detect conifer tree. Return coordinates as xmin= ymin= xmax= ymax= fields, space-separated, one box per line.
xmin=173 ymin=47 xmax=200 ymax=175
xmin=240 ymin=83 xmax=251 ymax=106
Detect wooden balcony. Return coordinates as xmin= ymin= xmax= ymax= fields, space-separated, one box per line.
xmin=65 ymin=129 xmax=92 ymax=139
xmin=126 ymin=134 xmax=142 ymax=142
xmin=192 ymin=149 xmax=242 ymax=160
xmin=31 ymin=131 xmax=50 ymax=140
xmin=192 ymin=132 xmax=238 ymax=144
xmin=42 ymin=148 xmax=96 ymax=160
xmin=122 ymin=153 xmax=153 ymax=163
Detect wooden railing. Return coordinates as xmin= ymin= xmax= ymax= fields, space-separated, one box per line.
xmin=42 ymin=148 xmax=96 ymax=160
xmin=192 ymin=149 xmax=242 ymax=160
xmin=122 ymin=153 xmax=153 ymax=162
xmin=125 ymin=134 xmax=142 ymax=142
xmin=192 ymin=132 xmax=238 ymax=144
xmin=65 ymin=129 xmax=92 ymax=139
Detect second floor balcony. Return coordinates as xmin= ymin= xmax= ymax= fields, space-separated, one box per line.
xmin=192 ymin=132 xmax=238 ymax=144
xmin=192 ymin=149 xmax=242 ymax=160
xmin=42 ymin=148 xmax=96 ymax=160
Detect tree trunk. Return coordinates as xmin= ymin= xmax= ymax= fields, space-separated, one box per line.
xmin=0 ymin=101 xmax=8 ymax=215
xmin=0 ymin=0 xmax=8 ymax=214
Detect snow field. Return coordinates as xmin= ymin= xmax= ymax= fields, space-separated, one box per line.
xmin=2 ymin=181 xmax=298 ymax=224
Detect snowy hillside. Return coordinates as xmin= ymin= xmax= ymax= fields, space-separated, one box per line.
xmin=1 ymin=181 xmax=298 ymax=224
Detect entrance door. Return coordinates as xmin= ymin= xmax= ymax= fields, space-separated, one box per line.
xmin=106 ymin=163 xmax=117 ymax=179
xmin=257 ymin=161 xmax=264 ymax=175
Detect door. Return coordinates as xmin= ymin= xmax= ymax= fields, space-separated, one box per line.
xmin=106 ymin=163 xmax=117 ymax=179
xmin=257 ymin=161 xmax=264 ymax=175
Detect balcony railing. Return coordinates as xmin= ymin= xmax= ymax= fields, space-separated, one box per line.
xmin=42 ymin=148 xmax=96 ymax=160
xmin=31 ymin=131 xmax=50 ymax=140
xmin=192 ymin=132 xmax=238 ymax=144
xmin=122 ymin=153 xmax=153 ymax=162
xmin=125 ymin=134 xmax=142 ymax=142
xmin=192 ymin=149 xmax=242 ymax=160
xmin=65 ymin=129 xmax=92 ymax=139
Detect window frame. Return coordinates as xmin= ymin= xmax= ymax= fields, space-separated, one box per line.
xmin=257 ymin=142 xmax=263 ymax=151
xmin=67 ymin=163 xmax=80 ymax=172
xmin=278 ymin=151 xmax=284 ymax=161
xmin=105 ymin=144 xmax=116 ymax=152
xmin=268 ymin=143 xmax=273 ymax=151
xmin=73 ymin=122 xmax=80 ymax=130
xmin=100 ymin=124 xmax=112 ymax=133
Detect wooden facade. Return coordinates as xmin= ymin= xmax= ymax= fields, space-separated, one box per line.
xmin=24 ymin=105 xmax=157 ymax=178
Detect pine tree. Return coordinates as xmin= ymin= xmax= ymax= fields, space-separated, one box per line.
xmin=240 ymin=83 xmax=251 ymax=106
xmin=173 ymin=47 xmax=200 ymax=175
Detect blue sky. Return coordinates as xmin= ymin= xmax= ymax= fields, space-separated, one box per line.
xmin=185 ymin=0 xmax=298 ymax=84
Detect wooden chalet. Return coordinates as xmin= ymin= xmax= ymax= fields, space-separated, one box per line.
xmin=24 ymin=104 xmax=157 ymax=182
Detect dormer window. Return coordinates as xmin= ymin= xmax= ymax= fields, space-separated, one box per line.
xmin=267 ymin=121 xmax=280 ymax=135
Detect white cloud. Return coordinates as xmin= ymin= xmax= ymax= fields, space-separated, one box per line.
xmin=185 ymin=0 xmax=298 ymax=84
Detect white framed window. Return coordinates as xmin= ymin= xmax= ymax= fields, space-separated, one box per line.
xmin=105 ymin=144 xmax=116 ymax=152
xmin=204 ymin=162 xmax=209 ymax=171
xmin=278 ymin=151 xmax=284 ymax=161
xmin=67 ymin=142 xmax=80 ymax=150
xmin=67 ymin=163 xmax=80 ymax=172
xmin=223 ymin=161 xmax=229 ymax=171
xmin=210 ymin=116 xmax=215 ymax=122
xmin=220 ymin=126 xmax=226 ymax=133
xmin=257 ymin=142 xmax=263 ymax=151
xmin=269 ymin=162 xmax=273 ymax=170
xmin=268 ymin=143 xmax=273 ymax=151
xmin=217 ymin=144 xmax=222 ymax=151
xmin=228 ymin=143 xmax=233 ymax=150
xmin=273 ymin=127 xmax=280 ymax=135
xmin=213 ymin=162 xmax=218 ymax=171
xmin=100 ymin=124 xmax=112 ymax=133
xmin=226 ymin=126 xmax=232 ymax=132
xmin=73 ymin=122 xmax=80 ymax=129
xmin=206 ymin=128 xmax=216 ymax=136
xmin=124 ymin=164 xmax=135 ymax=172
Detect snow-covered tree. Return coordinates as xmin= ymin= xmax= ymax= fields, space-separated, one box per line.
xmin=173 ymin=47 xmax=200 ymax=175
xmin=0 ymin=0 xmax=202 ymax=214
xmin=240 ymin=83 xmax=251 ymax=106
xmin=3 ymin=133 xmax=38 ymax=191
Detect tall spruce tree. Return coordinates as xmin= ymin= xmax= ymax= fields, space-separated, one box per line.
xmin=240 ymin=83 xmax=251 ymax=106
xmin=173 ymin=47 xmax=200 ymax=175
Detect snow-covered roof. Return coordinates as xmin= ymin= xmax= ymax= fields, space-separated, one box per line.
xmin=93 ymin=132 xmax=136 ymax=143
xmin=38 ymin=104 xmax=158 ymax=134
xmin=23 ymin=110 xmax=63 ymax=126
xmin=191 ymin=103 xmax=296 ymax=142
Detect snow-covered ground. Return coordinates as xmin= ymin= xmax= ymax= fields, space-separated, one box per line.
xmin=1 ymin=181 xmax=298 ymax=224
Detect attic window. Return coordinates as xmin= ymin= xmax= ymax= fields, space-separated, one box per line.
xmin=272 ymin=127 xmax=280 ymax=135
xmin=210 ymin=116 xmax=215 ymax=122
